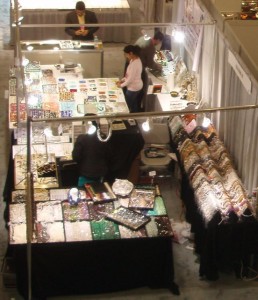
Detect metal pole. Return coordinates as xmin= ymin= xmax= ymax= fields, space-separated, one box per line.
xmin=13 ymin=0 xmax=27 ymax=125
xmin=27 ymin=103 xmax=258 ymax=124
xmin=26 ymin=116 xmax=33 ymax=300
xmin=19 ymin=21 xmax=216 ymax=28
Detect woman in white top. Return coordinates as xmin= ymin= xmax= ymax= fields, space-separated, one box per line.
xmin=116 ymin=45 xmax=143 ymax=112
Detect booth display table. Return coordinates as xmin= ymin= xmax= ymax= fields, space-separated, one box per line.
xmin=20 ymin=40 xmax=104 ymax=79
xmin=18 ymin=0 xmax=132 ymax=43
xmin=7 ymin=186 xmax=179 ymax=299
xmin=9 ymin=61 xmax=129 ymax=128
xmin=12 ymin=233 xmax=178 ymax=298
xmin=168 ymin=116 xmax=258 ymax=280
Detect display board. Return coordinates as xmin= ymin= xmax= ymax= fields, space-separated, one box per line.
xmin=8 ymin=185 xmax=172 ymax=244
xmin=9 ymin=62 xmax=129 ymax=128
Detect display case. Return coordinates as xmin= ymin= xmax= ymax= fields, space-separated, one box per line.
xmin=145 ymin=50 xmax=199 ymax=111
xmin=20 ymin=40 xmax=104 ymax=79
xmin=9 ymin=60 xmax=129 ymax=128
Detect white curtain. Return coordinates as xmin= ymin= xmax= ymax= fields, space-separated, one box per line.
xmin=174 ymin=0 xmax=258 ymax=193
xmin=199 ymin=23 xmax=258 ymax=193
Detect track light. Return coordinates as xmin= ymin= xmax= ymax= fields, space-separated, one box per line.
xmin=22 ymin=57 xmax=29 ymax=67
xmin=141 ymin=29 xmax=152 ymax=41
xmin=196 ymin=113 xmax=211 ymax=128
xmin=86 ymin=121 xmax=97 ymax=135
xmin=26 ymin=45 xmax=34 ymax=51
xmin=172 ymin=27 xmax=185 ymax=43
xmin=202 ymin=116 xmax=211 ymax=128
xmin=12 ymin=1 xmax=24 ymax=26
xmin=43 ymin=127 xmax=53 ymax=138
xmin=142 ymin=118 xmax=153 ymax=132
xmin=173 ymin=31 xmax=185 ymax=43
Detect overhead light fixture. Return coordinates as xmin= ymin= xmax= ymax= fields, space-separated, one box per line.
xmin=141 ymin=29 xmax=152 ymax=40
xmin=202 ymin=116 xmax=211 ymax=128
xmin=144 ymin=34 xmax=151 ymax=41
xmin=142 ymin=118 xmax=153 ymax=132
xmin=27 ymin=45 xmax=34 ymax=51
xmin=196 ymin=113 xmax=211 ymax=128
xmin=12 ymin=1 xmax=24 ymax=26
xmin=173 ymin=30 xmax=185 ymax=43
xmin=196 ymin=101 xmax=211 ymax=127
xmin=86 ymin=121 xmax=97 ymax=135
xmin=22 ymin=57 xmax=29 ymax=67
xmin=43 ymin=127 xmax=53 ymax=138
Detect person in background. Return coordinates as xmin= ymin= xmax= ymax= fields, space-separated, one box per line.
xmin=135 ymin=30 xmax=164 ymax=71
xmin=133 ymin=30 xmax=164 ymax=111
xmin=116 ymin=45 xmax=143 ymax=113
xmin=65 ymin=1 xmax=99 ymax=41
xmin=160 ymin=33 xmax=172 ymax=51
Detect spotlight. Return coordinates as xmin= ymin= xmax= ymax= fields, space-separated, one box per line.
xmin=27 ymin=45 xmax=34 ymax=51
xmin=87 ymin=121 xmax=97 ymax=135
xmin=142 ymin=118 xmax=153 ymax=132
xmin=22 ymin=58 xmax=29 ymax=67
xmin=196 ymin=114 xmax=211 ymax=128
xmin=202 ymin=116 xmax=211 ymax=128
xmin=141 ymin=29 xmax=152 ymax=40
xmin=144 ymin=34 xmax=151 ymax=41
xmin=43 ymin=127 xmax=53 ymax=138
xmin=173 ymin=30 xmax=185 ymax=43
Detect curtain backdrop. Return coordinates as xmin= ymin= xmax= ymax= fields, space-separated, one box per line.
xmin=174 ymin=0 xmax=258 ymax=193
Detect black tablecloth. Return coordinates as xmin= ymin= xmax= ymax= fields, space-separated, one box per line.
xmin=11 ymin=236 xmax=178 ymax=299
xmin=3 ymin=126 xmax=181 ymax=299
xmin=180 ymin=167 xmax=258 ymax=280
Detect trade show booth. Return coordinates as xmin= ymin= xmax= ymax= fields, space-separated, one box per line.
xmin=3 ymin=0 xmax=258 ymax=299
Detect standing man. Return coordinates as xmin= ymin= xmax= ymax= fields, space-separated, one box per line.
xmin=65 ymin=1 xmax=99 ymax=41
xmin=134 ymin=30 xmax=164 ymax=110
xmin=135 ymin=30 xmax=164 ymax=71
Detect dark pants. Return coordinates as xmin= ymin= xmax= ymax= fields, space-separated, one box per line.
xmin=125 ymin=89 xmax=142 ymax=113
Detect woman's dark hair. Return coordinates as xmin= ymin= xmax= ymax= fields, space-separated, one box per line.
xmin=123 ymin=45 xmax=141 ymax=56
